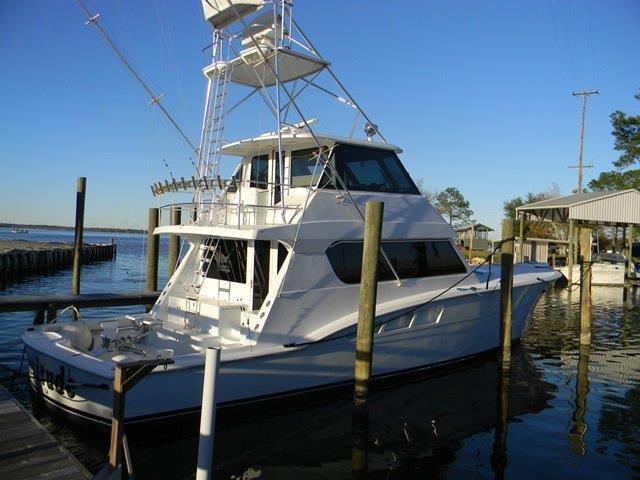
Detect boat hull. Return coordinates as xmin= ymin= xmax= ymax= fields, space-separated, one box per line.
xmin=24 ymin=281 xmax=548 ymax=424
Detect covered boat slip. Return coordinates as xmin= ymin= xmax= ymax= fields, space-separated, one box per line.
xmin=515 ymin=189 xmax=640 ymax=285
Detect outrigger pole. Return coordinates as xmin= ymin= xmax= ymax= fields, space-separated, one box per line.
xmin=74 ymin=0 xmax=198 ymax=156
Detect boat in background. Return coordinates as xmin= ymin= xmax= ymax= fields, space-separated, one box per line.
xmin=22 ymin=0 xmax=560 ymax=424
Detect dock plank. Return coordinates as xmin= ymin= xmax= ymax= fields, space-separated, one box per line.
xmin=0 ymin=386 xmax=90 ymax=480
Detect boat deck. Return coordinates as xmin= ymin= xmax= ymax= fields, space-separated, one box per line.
xmin=0 ymin=385 xmax=90 ymax=480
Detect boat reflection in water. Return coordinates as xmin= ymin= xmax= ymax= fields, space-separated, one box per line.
xmin=123 ymin=348 xmax=553 ymax=479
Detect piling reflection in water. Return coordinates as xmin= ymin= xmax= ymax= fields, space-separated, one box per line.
xmin=490 ymin=369 xmax=510 ymax=479
xmin=570 ymin=345 xmax=590 ymax=456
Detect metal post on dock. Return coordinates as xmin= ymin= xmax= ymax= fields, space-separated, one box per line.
xmin=72 ymin=177 xmax=86 ymax=320
xmin=196 ymin=347 xmax=221 ymax=480
xmin=354 ymin=201 xmax=384 ymax=408
xmin=146 ymin=208 xmax=159 ymax=293
xmin=579 ymin=227 xmax=592 ymax=346
xmin=168 ymin=206 xmax=182 ymax=279
xmin=499 ymin=219 xmax=514 ymax=368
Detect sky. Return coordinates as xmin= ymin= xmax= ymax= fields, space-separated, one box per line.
xmin=1 ymin=0 xmax=639 ymax=232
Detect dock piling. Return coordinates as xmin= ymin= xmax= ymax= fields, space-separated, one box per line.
xmin=196 ymin=347 xmax=221 ymax=480
xmin=71 ymin=177 xmax=86 ymax=321
xmin=624 ymin=224 xmax=633 ymax=304
xmin=499 ymin=219 xmax=514 ymax=368
xmin=168 ymin=206 xmax=182 ymax=279
xmin=353 ymin=201 xmax=384 ymax=409
xmin=579 ymin=227 xmax=592 ymax=346
xmin=146 ymin=208 xmax=160 ymax=295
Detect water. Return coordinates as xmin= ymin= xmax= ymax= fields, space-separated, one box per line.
xmin=1 ymin=228 xmax=639 ymax=479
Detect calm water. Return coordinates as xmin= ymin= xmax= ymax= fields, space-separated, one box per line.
xmin=1 ymin=228 xmax=639 ymax=479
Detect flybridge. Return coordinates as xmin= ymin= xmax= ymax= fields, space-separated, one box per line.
xmin=149 ymin=0 xmax=387 ymax=212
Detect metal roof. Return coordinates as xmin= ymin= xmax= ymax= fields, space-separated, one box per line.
xmin=516 ymin=189 xmax=640 ymax=225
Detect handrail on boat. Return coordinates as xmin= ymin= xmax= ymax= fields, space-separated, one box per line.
xmin=158 ymin=201 xmax=302 ymax=228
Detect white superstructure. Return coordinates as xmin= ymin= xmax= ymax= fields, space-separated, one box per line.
xmin=22 ymin=0 xmax=560 ymax=424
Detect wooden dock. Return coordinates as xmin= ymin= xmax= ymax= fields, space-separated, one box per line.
xmin=0 ymin=385 xmax=90 ymax=480
xmin=0 ymin=240 xmax=116 ymax=282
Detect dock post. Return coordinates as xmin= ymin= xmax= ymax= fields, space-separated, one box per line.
xmin=624 ymin=224 xmax=633 ymax=304
xmin=567 ymin=219 xmax=575 ymax=290
xmin=108 ymin=366 xmax=126 ymax=473
xmin=168 ymin=206 xmax=182 ymax=279
xmin=579 ymin=227 xmax=592 ymax=346
xmin=196 ymin=347 xmax=221 ymax=480
xmin=518 ymin=213 xmax=525 ymax=263
xmin=499 ymin=219 xmax=514 ymax=368
xmin=146 ymin=208 xmax=159 ymax=293
xmin=71 ymin=177 xmax=86 ymax=320
xmin=354 ymin=201 xmax=384 ymax=408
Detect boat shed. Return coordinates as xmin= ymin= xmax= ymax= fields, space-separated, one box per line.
xmin=515 ymin=190 xmax=640 ymax=226
xmin=515 ymin=189 xmax=640 ymax=285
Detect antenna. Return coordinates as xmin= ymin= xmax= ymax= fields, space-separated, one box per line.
xmin=569 ymin=90 xmax=598 ymax=193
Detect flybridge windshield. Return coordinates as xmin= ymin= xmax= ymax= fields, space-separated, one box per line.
xmin=290 ymin=144 xmax=420 ymax=194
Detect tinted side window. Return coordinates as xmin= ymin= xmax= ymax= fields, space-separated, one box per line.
xmin=334 ymin=144 xmax=419 ymax=194
xmin=290 ymin=148 xmax=332 ymax=188
xmin=250 ymin=154 xmax=268 ymax=188
xmin=203 ymin=239 xmax=248 ymax=283
xmin=326 ymin=240 xmax=465 ymax=284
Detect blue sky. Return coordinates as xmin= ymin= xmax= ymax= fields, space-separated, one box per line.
xmin=1 ymin=0 xmax=638 ymax=231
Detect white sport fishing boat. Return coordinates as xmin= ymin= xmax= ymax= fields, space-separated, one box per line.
xmin=23 ymin=0 xmax=560 ymax=424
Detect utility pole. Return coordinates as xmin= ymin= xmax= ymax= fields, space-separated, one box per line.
xmin=569 ymin=90 xmax=598 ymax=193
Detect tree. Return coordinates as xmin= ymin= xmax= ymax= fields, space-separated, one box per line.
xmin=433 ymin=187 xmax=473 ymax=227
xmin=611 ymin=89 xmax=640 ymax=168
xmin=502 ymin=184 xmax=560 ymax=220
xmin=502 ymin=184 xmax=563 ymax=239
xmin=588 ymin=169 xmax=640 ymax=191
xmin=415 ymin=181 xmax=473 ymax=227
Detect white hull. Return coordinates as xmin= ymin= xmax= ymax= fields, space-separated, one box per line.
xmin=25 ymin=280 xmax=548 ymax=424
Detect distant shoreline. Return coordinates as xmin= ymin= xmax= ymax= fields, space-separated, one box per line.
xmin=0 ymin=223 xmax=144 ymax=234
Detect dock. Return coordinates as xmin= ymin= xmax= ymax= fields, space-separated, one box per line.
xmin=0 ymin=385 xmax=90 ymax=480
xmin=0 ymin=239 xmax=116 ymax=282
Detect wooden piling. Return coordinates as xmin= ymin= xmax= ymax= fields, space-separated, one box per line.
xmin=579 ymin=227 xmax=592 ymax=346
xmin=146 ymin=208 xmax=160 ymax=293
xmin=353 ymin=201 xmax=384 ymax=409
xmin=624 ymin=224 xmax=633 ymax=304
xmin=567 ymin=219 xmax=575 ymax=289
xmin=168 ymin=206 xmax=182 ymax=279
xmin=108 ymin=367 xmax=126 ymax=472
xmin=518 ymin=213 xmax=525 ymax=262
xmin=72 ymin=177 xmax=86 ymax=298
xmin=499 ymin=219 xmax=514 ymax=367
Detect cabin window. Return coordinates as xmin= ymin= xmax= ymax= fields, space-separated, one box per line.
xmin=252 ymin=240 xmax=270 ymax=310
xmin=290 ymin=148 xmax=331 ymax=188
xmin=277 ymin=242 xmax=289 ymax=272
xmin=273 ymin=151 xmax=282 ymax=204
xmin=250 ymin=154 xmax=268 ymax=188
xmin=325 ymin=240 xmax=466 ymax=284
xmin=333 ymin=144 xmax=419 ymax=194
xmin=203 ymin=239 xmax=248 ymax=283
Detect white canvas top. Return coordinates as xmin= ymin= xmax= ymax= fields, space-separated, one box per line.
xmin=201 ymin=0 xmax=264 ymax=29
